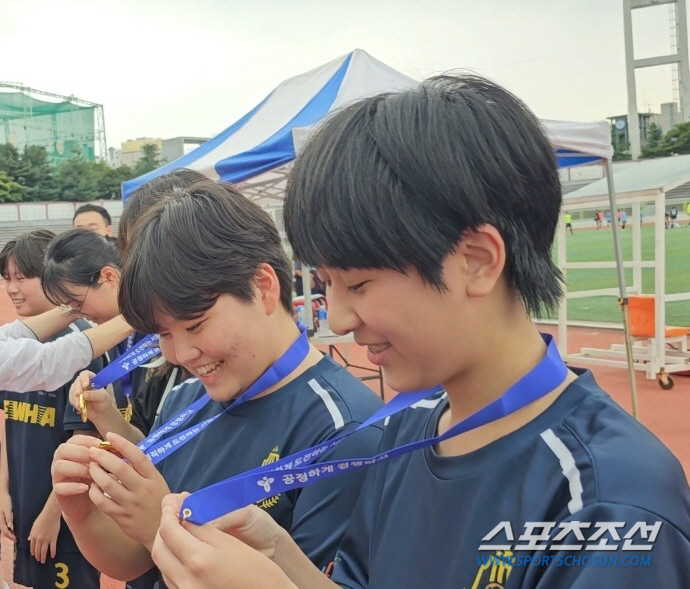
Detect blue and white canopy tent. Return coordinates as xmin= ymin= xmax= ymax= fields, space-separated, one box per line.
xmin=122 ymin=49 xmax=416 ymax=203
xmin=122 ymin=49 xmax=613 ymax=205
xmin=123 ymin=50 xmax=636 ymax=413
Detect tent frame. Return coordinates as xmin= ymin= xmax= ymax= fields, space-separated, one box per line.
xmin=237 ymin=164 xmax=291 ymax=205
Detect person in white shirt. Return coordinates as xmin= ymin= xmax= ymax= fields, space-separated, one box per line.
xmin=0 ymin=308 xmax=132 ymax=392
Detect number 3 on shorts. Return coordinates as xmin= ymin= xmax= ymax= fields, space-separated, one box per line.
xmin=55 ymin=562 xmax=70 ymax=588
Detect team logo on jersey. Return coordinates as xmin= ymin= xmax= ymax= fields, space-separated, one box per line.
xmin=257 ymin=446 xmax=281 ymax=509
xmin=468 ymin=550 xmax=514 ymax=589
xmin=3 ymin=400 xmax=56 ymax=427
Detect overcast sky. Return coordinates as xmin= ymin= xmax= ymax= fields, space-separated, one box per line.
xmin=1 ymin=0 xmax=683 ymax=147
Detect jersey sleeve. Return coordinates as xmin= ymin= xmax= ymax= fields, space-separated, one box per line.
xmin=288 ymin=422 xmax=383 ymax=575
xmin=524 ymin=503 xmax=690 ymax=588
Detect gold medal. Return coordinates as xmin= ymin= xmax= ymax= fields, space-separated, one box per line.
xmin=98 ymin=441 xmax=123 ymax=458
xmin=124 ymin=396 xmax=133 ymax=423
xmin=79 ymin=392 xmax=88 ymax=423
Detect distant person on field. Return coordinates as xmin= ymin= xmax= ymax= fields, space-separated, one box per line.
xmin=73 ymin=204 xmax=113 ymax=238
xmin=564 ymin=211 xmax=573 ymax=234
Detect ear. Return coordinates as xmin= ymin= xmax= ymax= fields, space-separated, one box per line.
xmin=254 ymin=263 xmax=281 ymax=315
xmin=100 ymin=265 xmax=120 ymax=284
xmin=457 ymin=225 xmax=506 ymax=298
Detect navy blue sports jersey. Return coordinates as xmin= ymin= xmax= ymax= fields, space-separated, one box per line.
xmin=1 ymin=320 xmax=102 ymax=588
xmin=331 ymin=370 xmax=690 ymax=588
xmin=155 ymin=355 xmax=383 ymax=572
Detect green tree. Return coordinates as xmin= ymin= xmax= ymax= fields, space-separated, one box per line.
xmin=56 ymin=149 xmax=100 ymax=201
xmin=20 ymin=145 xmax=58 ymax=201
xmin=95 ymin=162 xmax=134 ymax=199
xmin=0 ymin=170 xmax=24 ymax=202
xmin=133 ymin=143 xmax=164 ymax=176
xmin=658 ymin=121 xmax=690 ymax=155
xmin=646 ymin=122 xmax=663 ymax=149
xmin=0 ymin=143 xmax=26 ymax=183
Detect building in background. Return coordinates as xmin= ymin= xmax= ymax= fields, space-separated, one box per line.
xmin=658 ymin=101 xmax=683 ymax=131
xmin=108 ymin=135 xmax=210 ymax=168
xmin=118 ymin=137 xmax=163 ymax=167
xmin=107 ymin=146 xmax=121 ymax=167
xmin=608 ymin=101 xmax=681 ymax=152
xmin=161 ymin=136 xmax=209 ymax=163
xmin=0 ymin=83 xmax=106 ymax=164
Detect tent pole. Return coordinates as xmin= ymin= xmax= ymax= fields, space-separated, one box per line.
xmin=604 ymin=159 xmax=639 ymax=420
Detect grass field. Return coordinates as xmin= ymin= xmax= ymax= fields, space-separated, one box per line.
xmin=550 ymin=224 xmax=690 ymax=325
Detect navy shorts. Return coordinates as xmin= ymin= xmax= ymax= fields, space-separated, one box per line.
xmin=14 ymin=547 xmax=99 ymax=588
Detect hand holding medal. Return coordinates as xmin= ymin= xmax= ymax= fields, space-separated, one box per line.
xmin=97 ymin=441 xmax=124 ymax=458
xmin=69 ymin=369 xmax=121 ymax=426
xmin=88 ymin=432 xmax=171 ymax=546
xmin=69 ymin=370 xmax=97 ymax=423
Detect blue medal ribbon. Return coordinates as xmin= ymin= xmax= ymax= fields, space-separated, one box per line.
xmin=179 ymin=333 xmax=568 ymax=524
xmin=118 ymin=334 xmax=136 ymax=416
xmin=90 ymin=334 xmax=161 ymax=390
xmin=138 ymin=323 xmax=311 ymax=464
xmin=120 ymin=333 xmax=136 ymax=396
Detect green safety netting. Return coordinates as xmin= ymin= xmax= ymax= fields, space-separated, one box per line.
xmin=0 ymin=91 xmax=96 ymax=164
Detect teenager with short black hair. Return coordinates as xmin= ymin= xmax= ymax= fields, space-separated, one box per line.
xmin=149 ymin=74 xmax=690 ymax=589
xmin=0 ymin=230 xmax=101 ymax=588
xmin=0 ymin=229 xmax=56 ymax=315
xmin=51 ymin=177 xmax=383 ymax=584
